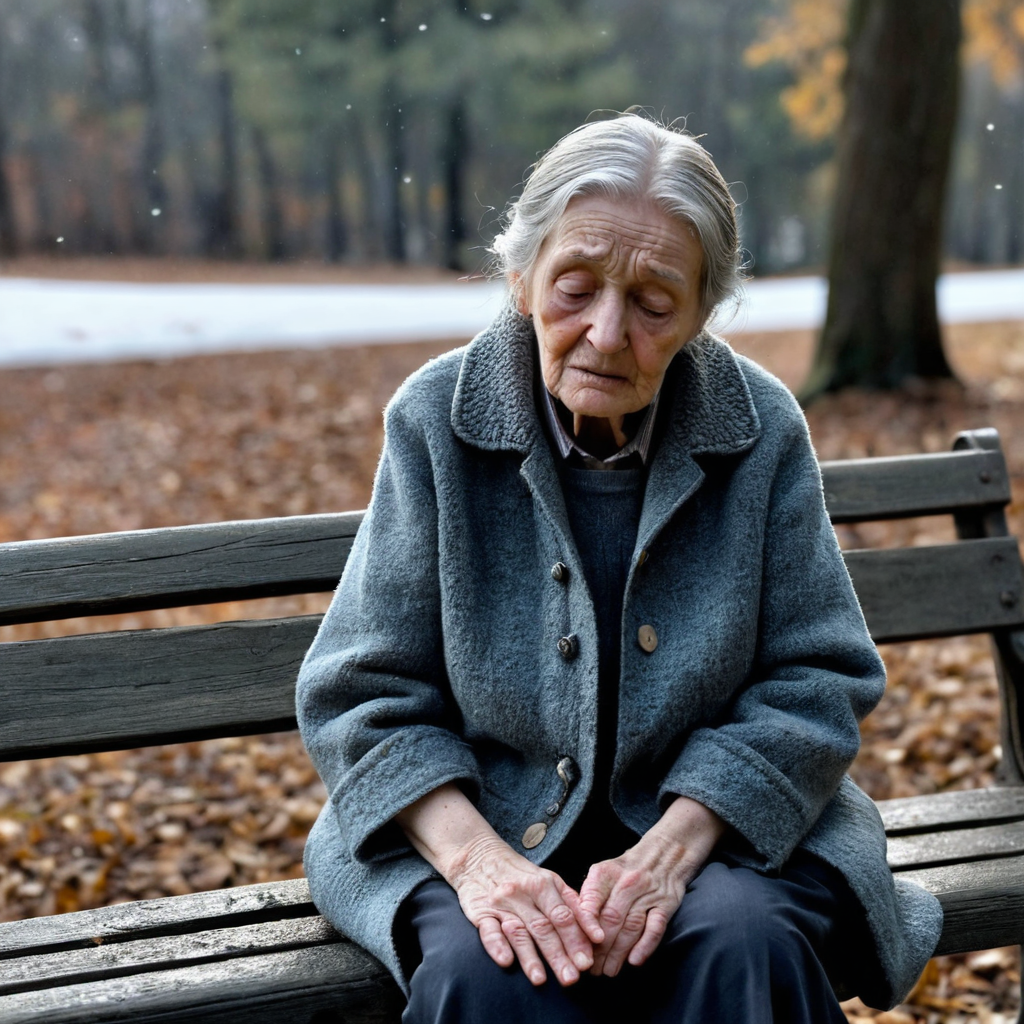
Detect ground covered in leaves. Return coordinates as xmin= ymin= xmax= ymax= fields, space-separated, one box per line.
xmin=1 ymin=276 xmax=1023 ymax=1020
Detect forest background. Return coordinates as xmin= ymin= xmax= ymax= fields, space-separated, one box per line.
xmin=3 ymin=2 xmax=1024 ymax=1022
xmin=0 ymin=0 xmax=1022 ymax=276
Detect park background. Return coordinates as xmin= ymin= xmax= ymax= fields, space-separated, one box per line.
xmin=2 ymin=1 xmax=1024 ymax=1020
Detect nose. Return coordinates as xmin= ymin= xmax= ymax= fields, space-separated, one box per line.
xmin=585 ymin=291 xmax=628 ymax=353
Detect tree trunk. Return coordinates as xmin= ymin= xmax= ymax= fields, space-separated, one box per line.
xmin=252 ymin=126 xmax=286 ymax=261
xmin=0 ymin=29 xmax=17 ymax=258
xmin=324 ymin=132 xmax=348 ymax=262
xmin=442 ymin=99 xmax=468 ymax=271
xmin=380 ymin=88 xmax=406 ymax=263
xmin=376 ymin=0 xmax=406 ymax=263
xmin=804 ymin=0 xmax=961 ymax=396
xmin=205 ymin=61 xmax=242 ymax=258
xmin=130 ymin=0 xmax=167 ymax=254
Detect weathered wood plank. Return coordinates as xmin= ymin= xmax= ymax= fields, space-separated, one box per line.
xmin=898 ymin=854 xmax=1024 ymax=954
xmin=878 ymin=787 xmax=1024 ymax=835
xmin=821 ymin=448 xmax=1010 ymax=524
xmin=0 ymin=513 xmax=362 ymax=627
xmin=0 ymin=617 xmax=321 ymax=761
xmin=888 ymin=820 xmax=1024 ymax=869
xmin=843 ymin=538 xmax=1024 ymax=643
xmin=0 ymin=942 xmax=404 ymax=1024
xmin=0 ymin=917 xmax=341 ymax=996
xmin=0 ymin=879 xmax=314 ymax=958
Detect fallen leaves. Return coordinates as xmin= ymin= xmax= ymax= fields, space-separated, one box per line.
xmin=0 ymin=738 xmax=325 ymax=920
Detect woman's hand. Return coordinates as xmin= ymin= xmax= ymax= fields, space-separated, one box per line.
xmin=446 ymin=833 xmax=604 ymax=986
xmin=578 ymin=796 xmax=726 ymax=977
xmin=394 ymin=783 xmax=603 ymax=987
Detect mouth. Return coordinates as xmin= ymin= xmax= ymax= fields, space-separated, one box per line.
xmin=569 ymin=366 xmax=628 ymax=383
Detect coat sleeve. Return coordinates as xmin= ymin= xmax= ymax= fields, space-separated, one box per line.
xmin=658 ymin=404 xmax=886 ymax=869
xmin=296 ymin=389 xmax=481 ymax=864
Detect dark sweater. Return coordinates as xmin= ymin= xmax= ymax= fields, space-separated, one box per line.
xmin=546 ymin=464 xmax=646 ymax=885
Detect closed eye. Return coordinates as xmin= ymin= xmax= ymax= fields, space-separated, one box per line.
xmin=638 ymin=302 xmax=671 ymax=318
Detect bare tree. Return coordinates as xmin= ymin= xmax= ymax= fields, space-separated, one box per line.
xmin=805 ymin=0 xmax=961 ymax=395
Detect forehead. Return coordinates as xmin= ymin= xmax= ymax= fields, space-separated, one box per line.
xmin=542 ymin=195 xmax=701 ymax=278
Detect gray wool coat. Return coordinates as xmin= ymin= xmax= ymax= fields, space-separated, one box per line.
xmin=296 ymin=304 xmax=943 ymax=1010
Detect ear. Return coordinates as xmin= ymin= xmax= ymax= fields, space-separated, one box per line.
xmin=509 ymin=272 xmax=530 ymax=317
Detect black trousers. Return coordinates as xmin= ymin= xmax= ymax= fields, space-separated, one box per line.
xmin=399 ymin=852 xmax=862 ymax=1024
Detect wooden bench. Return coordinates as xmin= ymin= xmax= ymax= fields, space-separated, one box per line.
xmin=0 ymin=426 xmax=1022 ymax=1021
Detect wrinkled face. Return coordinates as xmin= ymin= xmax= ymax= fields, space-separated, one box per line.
xmin=516 ymin=194 xmax=705 ymax=422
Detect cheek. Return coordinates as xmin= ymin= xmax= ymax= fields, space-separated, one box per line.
xmin=632 ymin=333 xmax=680 ymax=377
xmin=536 ymin=312 xmax=580 ymax=363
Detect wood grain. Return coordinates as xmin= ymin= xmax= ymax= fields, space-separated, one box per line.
xmin=844 ymin=537 xmax=1024 ymax=643
xmin=0 ymin=942 xmax=403 ymax=1024
xmin=0 ymin=879 xmax=314 ymax=957
xmin=821 ymin=447 xmax=1010 ymax=524
xmin=0 ymin=917 xmax=340 ymax=995
xmin=888 ymin=820 xmax=1024 ymax=869
xmin=0 ymin=513 xmax=361 ymax=627
xmin=0 ymin=617 xmax=321 ymax=761
xmin=899 ymin=854 xmax=1024 ymax=954
xmin=878 ymin=786 xmax=1024 ymax=834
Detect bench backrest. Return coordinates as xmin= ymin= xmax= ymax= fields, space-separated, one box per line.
xmin=2 ymin=429 xmax=1022 ymax=780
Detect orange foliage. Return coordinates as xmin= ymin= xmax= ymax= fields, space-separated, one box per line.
xmin=964 ymin=0 xmax=1024 ymax=88
xmin=744 ymin=0 xmax=848 ymax=140
xmin=746 ymin=0 xmax=1024 ymax=140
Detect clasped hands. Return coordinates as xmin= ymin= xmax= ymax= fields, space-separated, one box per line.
xmin=401 ymin=788 xmax=725 ymax=988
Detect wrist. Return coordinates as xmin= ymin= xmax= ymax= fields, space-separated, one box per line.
xmin=394 ymin=783 xmax=504 ymax=882
xmin=441 ymin=830 xmax=510 ymax=889
xmin=639 ymin=797 xmax=725 ymax=876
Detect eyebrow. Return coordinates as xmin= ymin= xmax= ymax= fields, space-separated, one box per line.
xmin=562 ymin=252 xmax=685 ymax=287
xmin=649 ymin=266 xmax=684 ymax=285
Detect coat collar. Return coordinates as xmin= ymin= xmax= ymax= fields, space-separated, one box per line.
xmin=450 ymin=299 xmax=761 ymax=463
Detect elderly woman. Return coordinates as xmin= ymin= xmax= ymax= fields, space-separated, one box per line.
xmin=296 ymin=114 xmax=942 ymax=1023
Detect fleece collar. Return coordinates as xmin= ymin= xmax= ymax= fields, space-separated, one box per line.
xmin=450 ymin=300 xmax=761 ymax=462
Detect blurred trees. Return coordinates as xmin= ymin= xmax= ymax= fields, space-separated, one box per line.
xmin=0 ymin=0 xmax=825 ymax=271
xmin=0 ymin=0 xmax=1021 ymax=279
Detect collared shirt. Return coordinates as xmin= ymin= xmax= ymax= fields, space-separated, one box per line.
xmin=539 ymin=385 xmax=660 ymax=470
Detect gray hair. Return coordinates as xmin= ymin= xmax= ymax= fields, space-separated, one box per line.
xmin=489 ymin=114 xmax=742 ymax=322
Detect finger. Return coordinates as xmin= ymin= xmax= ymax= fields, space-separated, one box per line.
xmin=626 ymin=905 xmax=671 ymax=967
xmin=599 ymin=907 xmax=648 ymax=977
xmin=543 ymin=887 xmax=595 ymax=972
xmin=589 ymin=900 xmax=627 ymax=976
xmin=501 ymin=916 xmax=547 ymax=986
xmin=520 ymin=905 xmax=581 ymax=986
xmin=477 ymin=916 xmax=514 ymax=969
xmin=577 ymin=864 xmax=614 ymax=929
xmin=561 ymin=884 xmax=605 ymax=946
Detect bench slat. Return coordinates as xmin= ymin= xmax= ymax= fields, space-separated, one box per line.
xmin=0 ymin=451 xmax=1010 ymax=628
xmin=898 ymin=854 xmax=1024 ymax=954
xmin=844 ymin=538 xmax=1024 ymax=643
xmin=0 ymin=617 xmax=321 ymax=761
xmin=0 ymin=917 xmax=340 ymax=996
xmin=820 ymin=448 xmax=1010 ymax=523
xmin=888 ymin=820 xmax=1024 ymax=870
xmin=0 ymin=513 xmax=361 ymax=627
xmin=878 ymin=787 xmax=1024 ymax=835
xmin=3 ymin=539 xmax=1022 ymax=761
xmin=0 ymin=879 xmax=314 ymax=958
xmin=0 ymin=942 xmax=403 ymax=1024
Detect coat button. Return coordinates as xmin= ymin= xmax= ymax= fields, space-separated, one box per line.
xmin=551 ymin=561 xmax=568 ymax=583
xmin=557 ymin=634 xmax=579 ymax=660
xmin=637 ymin=549 xmax=649 ymax=567
xmin=638 ymin=624 xmax=658 ymax=652
xmin=522 ymin=822 xmax=548 ymax=849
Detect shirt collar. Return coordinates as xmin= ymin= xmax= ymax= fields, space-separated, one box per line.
xmin=540 ymin=385 xmax=660 ymax=468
